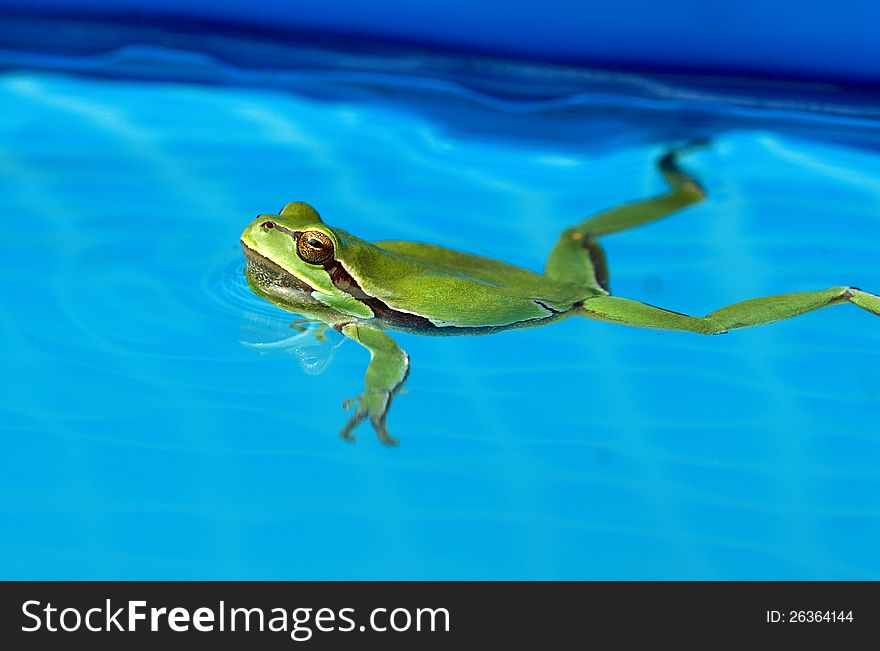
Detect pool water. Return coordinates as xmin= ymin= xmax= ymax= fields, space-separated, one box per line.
xmin=1 ymin=60 xmax=879 ymax=579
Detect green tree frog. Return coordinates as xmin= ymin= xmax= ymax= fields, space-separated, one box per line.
xmin=241 ymin=145 xmax=880 ymax=445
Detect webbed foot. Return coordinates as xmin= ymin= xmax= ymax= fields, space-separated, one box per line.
xmin=340 ymin=391 xmax=399 ymax=446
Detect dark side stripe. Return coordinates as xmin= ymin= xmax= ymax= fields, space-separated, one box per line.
xmin=322 ymin=260 xmax=439 ymax=330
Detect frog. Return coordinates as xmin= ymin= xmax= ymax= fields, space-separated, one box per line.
xmin=241 ymin=144 xmax=880 ymax=445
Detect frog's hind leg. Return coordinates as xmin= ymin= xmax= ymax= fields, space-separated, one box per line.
xmin=577 ymin=287 xmax=880 ymax=334
xmin=545 ymin=143 xmax=706 ymax=292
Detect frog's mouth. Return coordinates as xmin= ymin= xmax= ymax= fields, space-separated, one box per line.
xmin=240 ymin=241 xmax=315 ymax=295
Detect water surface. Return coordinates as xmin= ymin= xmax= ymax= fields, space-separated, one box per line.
xmin=1 ymin=64 xmax=878 ymax=579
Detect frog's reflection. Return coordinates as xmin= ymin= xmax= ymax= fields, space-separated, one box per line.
xmin=239 ymin=313 xmax=346 ymax=376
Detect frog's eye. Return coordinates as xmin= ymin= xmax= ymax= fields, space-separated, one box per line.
xmin=296 ymin=230 xmax=334 ymax=264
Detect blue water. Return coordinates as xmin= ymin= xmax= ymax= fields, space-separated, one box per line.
xmin=3 ymin=0 xmax=880 ymax=83
xmin=1 ymin=62 xmax=879 ymax=579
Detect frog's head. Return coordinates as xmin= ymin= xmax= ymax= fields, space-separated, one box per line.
xmin=240 ymin=201 xmax=345 ymax=297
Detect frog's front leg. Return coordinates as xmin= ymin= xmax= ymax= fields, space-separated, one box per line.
xmin=289 ymin=318 xmax=329 ymax=341
xmin=339 ymin=324 xmax=410 ymax=446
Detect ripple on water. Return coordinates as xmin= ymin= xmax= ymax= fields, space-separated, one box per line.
xmin=201 ymin=257 xmax=348 ymax=375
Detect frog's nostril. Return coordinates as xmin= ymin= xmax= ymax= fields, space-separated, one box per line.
xmin=261 ymin=221 xmax=275 ymax=229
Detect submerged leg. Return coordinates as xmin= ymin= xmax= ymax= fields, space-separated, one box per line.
xmin=339 ymin=324 xmax=410 ymax=446
xmin=578 ymin=287 xmax=880 ymax=334
xmin=545 ymin=143 xmax=706 ymax=291
xmin=289 ymin=318 xmax=329 ymax=341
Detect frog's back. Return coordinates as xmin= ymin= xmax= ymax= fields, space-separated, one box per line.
xmin=364 ymin=240 xmax=601 ymax=328
xmin=376 ymin=240 xmax=551 ymax=286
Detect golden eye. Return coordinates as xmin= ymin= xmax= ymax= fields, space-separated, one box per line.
xmin=296 ymin=230 xmax=334 ymax=264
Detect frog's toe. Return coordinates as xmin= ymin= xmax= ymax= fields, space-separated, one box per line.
xmin=340 ymin=393 xmax=399 ymax=445
xmin=339 ymin=400 xmax=367 ymax=443
xmin=372 ymin=416 xmax=399 ymax=447
xmin=339 ymin=425 xmax=359 ymax=443
xmin=342 ymin=395 xmax=359 ymax=411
